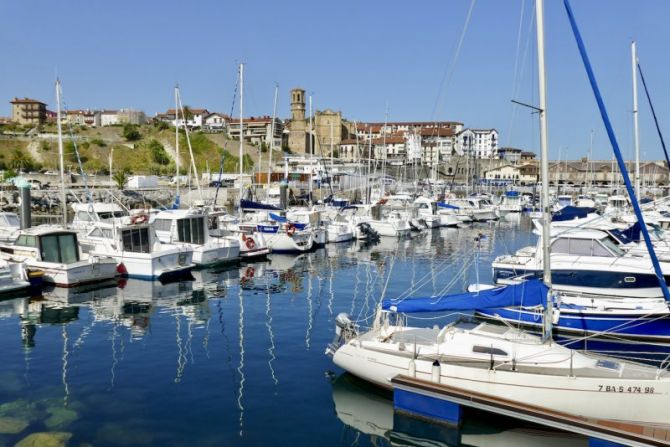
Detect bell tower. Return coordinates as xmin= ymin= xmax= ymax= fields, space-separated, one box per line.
xmin=291 ymin=88 xmax=305 ymax=122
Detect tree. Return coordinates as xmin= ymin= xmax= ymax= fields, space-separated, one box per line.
xmin=113 ymin=169 xmax=130 ymax=189
xmin=123 ymin=124 xmax=141 ymax=141
xmin=181 ymin=106 xmax=193 ymax=122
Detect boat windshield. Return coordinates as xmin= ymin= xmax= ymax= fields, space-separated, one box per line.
xmin=3 ymin=214 xmax=19 ymax=227
xmin=599 ymin=236 xmax=625 ymax=257
xmin=40 ymin=233 xmax=80 ymax=264
xmin=122 ymin=227 xmax=151 ymax=253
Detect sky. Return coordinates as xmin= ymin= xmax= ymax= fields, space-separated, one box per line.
xmin=1 ymin=0 xmax=669 ymax=161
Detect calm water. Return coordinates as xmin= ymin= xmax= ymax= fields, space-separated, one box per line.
xmin=0 ymin=215 xmax=587 ymax=446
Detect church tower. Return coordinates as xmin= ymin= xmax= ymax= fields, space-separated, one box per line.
xmin=288 ymin=88 xmax=308 ymax=154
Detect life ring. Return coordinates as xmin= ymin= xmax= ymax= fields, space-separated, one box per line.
xmin=241 ymin=266 xmax=255 ymax=283
xmin=131 ymin=214 xmax=148 ymax=224
xmin=286 ymin=224 xmax=296 ymax=237
xmin=245 ymin=237 xmax=256 ymax=250
xmin=377 ymin=198 xmax=387 ymax=205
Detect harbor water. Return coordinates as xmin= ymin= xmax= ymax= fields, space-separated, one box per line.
xmin=0 ymin=215 xmax=592 ymax=446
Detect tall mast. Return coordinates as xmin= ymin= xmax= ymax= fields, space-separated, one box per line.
xmin=632 ymin=41 xmax=640 ymax=197
xmin=175 ymin=85 xmax=180 ymax=200
xmin=239 ymin=63 xmax=244 ymax=209
xmin=536 ymin=0 xmax=553 ymax=341
xmin=56 ymin=79 xmax=67 ymax=226
xmin=268 ymin=83 xmax=278 ymax=189
xmin=308 ymin=95 xmax=313 ymax=204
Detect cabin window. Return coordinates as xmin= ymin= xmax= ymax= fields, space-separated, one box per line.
xmin=89 ymin=228 xmax=103 ymax=238
xmin=472 ymin=345 xmax=508 ymax=356
xmin=15 ymin=234 xmax=37 ymax=248
xmin=177 ymin=217 xmax=205 ymax=244
xmin=599 ymin=237 xmax=624 ymax=257
xmin=153 ymin=219 xmax=172 ymax=232
xmin=567 ymin=239 xmax=593 ymax=256
xmin=40 ymin=233 xmax=79 ymax=264
xmin=122 ymin=228 xmax=151 ymax=253
xmin=4 ymin=215 xmax=19 ymax=227
xmin=550 ymin=239 xmax=570 ymax=254
xmin=77 ymin=211 xmax=93 ymax=222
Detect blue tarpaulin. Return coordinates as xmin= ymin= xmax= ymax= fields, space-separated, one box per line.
xmin=240 ymin=199 xmax=282 ymax=211
xmin=551 ymin=206 xmax=596 ymax=222
xmin=382 ymin=279 xmax=548 ymax=313
xmin=437 ymin=202 xmax=460 ymax=210
xmin=269 ymin=213 xmax=287 ymax=223
xmin=505 ymin=190 xmax=520 ymax=197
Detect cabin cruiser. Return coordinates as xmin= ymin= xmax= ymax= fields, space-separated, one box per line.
xmin=411 ymin=197 xmax=441 ymax=229
xmin=0 ymin=212 xmax=20 ymax=243
xmin=151 ymin=209 xmax=240 ymax=266
xmin=493 ymin=228 xmax=670 ymax=298
xmin=246 ymin=212 xmax=314 ymax=254
xmin=442 ymin=197 xmax=498 ymax=222
xmin=78 ymin=220 xmax=195 ymax=281
xmin=0 ymin=226 xmax=118 ymax=287
xmin=208 ymin=210 xmax=270 ymax=260
xmin=0 ymin=260 xmax=36 ymax=297
xmin=498 ymin=191 xmax=524 ymax=213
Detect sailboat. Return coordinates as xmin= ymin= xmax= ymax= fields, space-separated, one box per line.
xmin=327 ymin=0 xmax=670 ymax=426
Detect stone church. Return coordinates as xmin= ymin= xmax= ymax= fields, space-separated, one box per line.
xmin=285 ymin=88 xmax=353 ymax=155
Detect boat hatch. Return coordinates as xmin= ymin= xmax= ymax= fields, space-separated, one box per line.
xmin=40 ymin=233 xmax=80 ymax=264
xmin=122 ymin=227 xmax=151 ymax=253
xmin=472 ymin=345 xmax=508 ymax=356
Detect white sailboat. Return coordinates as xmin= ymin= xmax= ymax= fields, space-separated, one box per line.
xmin=327 ymin=0 xmax=670 ymax=426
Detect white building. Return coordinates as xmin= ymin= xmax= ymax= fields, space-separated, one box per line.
xmin=203 ymin=112 xmax=230 ymax=132
xmin=101 ymin=110 xmax=119 ymax=126
xmin=157 ymin=108 xmax=209 ymax=129
xmin=458 ymin=128 xmax=498 ymax=159
xmin=117 ymin=108 xmax=146 ymax=125
xmin=371 ymin=135 xmax=405 ymax=160
xmin=228 ymin=116 xmax=284 ymax=147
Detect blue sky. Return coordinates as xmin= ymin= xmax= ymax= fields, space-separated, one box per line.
xmin=1 ymin=0 xmax=669 ymax=160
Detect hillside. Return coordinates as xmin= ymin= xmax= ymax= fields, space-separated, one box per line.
xmin=0 ymin=123 xmax=272 ymax=177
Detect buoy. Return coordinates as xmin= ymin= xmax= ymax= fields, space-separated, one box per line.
xmin=408 ymin=358 xmax=416 ymax=378
xmin=431 ymin=360 xmax=441 ymax=383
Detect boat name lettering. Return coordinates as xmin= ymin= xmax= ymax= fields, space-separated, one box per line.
xmin=596 ymin=385 xmax=654 ymax=394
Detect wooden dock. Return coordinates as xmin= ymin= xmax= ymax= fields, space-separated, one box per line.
xmin=391 ymin=375 xmax=670 ymax=447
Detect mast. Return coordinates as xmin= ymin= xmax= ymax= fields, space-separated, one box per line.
xmin=536 ymin=0 xmax=553 ymax=341
xmin=55 ymin=79 xmax=67 ymax=226
xmin=238 ymin=63 xmax=244 ymax=212
xmin=175 ymin=85 xmax=180 ymax=201
xmin=632 ymin=41 xmax=641 ymax=198
xmin=308 ymin=95 xmax=313 ymax=204
xmin=268 ymin=83 xmax=278 ymax=189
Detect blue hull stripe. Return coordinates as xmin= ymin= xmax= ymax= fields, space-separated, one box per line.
xmin=494 ymin=267 xmax=670 ymax=290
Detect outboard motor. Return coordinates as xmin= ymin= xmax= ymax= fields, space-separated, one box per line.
xmin=357 ymin=222 xmax=379 ymax=241
xmin=326 ymin=313 xmax=357 ymax=357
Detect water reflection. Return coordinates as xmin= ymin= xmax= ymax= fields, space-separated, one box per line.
xmin=332 ymin=373 xmax=588 ymax=447
xmin=0 ymin=217 xmax=597 ymax=446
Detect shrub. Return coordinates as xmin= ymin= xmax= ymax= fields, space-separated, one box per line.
xmin=147 ymin=139 xmax=170 ymax=165
xmin=123 ymin=124 xmax=141 ymax=141
xmin=90 ymin=138 xmax=106 ymax=147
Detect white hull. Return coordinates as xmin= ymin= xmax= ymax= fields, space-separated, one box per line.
xmin=332 ymin=324 xmax=670 ymax=426
xmin=264 ymin=231 xmax=314 ymax=253
xmin=369 ymin=220 xmax=411 ymax=238
xmin=92 ymin=248 xmax=193 ymax=280
xmin=30 ymin=258 xmax=118 ymax=287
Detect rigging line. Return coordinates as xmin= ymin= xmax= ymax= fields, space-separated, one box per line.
xmin=430 ymin=0 xmax=477 ymax=120
xmin=637 ymin=62 xmax=670 ymax=171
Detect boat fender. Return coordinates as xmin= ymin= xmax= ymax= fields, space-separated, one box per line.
xmin=408 ymin=358 xmax=416 ymax=377
xmin=131 ymin=214 xmax=148 ymax=225
xmin=431 ymin=360 xmax=441 ymax=383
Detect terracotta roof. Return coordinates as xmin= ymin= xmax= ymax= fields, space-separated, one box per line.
xmin=339 ymin=138 xmax=359 ymax=145
xmin=362 ymin=121 xmax=462 ymax=127
xmin=10 ymin=97 xmax=46 ymax=105
xmin=521 ymin=151 xmax=536 ymax=156
xmin=371 ymin=136 xmax=405 ymax=145
xmin=419 ymin=128 xmax=454 ymax=137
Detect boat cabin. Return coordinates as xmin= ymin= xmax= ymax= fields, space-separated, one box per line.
xmin=7 ymin=227 xmax=81 ymax=264
xmin=152 ymin=210 xmax=208 ymax=246
xmin=548 ymin=230 xmax=625 ymax=258
xmin=0 ymin=213 xmax=20 ymax=243
xmin=71 ymin=203 xmax=129 ymax=230
xmin=83 ymin=222 xmax=157 ymax=254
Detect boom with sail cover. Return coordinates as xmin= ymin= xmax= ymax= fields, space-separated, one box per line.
xmin=382 ymin=280 xmax=548 ymax=313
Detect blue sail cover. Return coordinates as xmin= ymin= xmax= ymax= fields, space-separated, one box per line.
xmin=382 ymin=279 xmax=548 ymax=313
xmin=505 ymin=190 xmax=520 ymax=197
xmin=552 ymin=206 xmax=596 ymax=222
xmin=240 ymin=199 xmax=282 ymax=211
xmin=437 ymin=202 xmax=460 ymax=210
xmin=269 ymin=212 xmax=287 ymax=223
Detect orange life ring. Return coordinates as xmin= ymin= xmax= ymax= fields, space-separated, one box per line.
xmin=377 ymin=198 xmax=387 ymax=205
xmin=286 ymin=224 xmax=296 ymax=237
xmin=245 ymin=237 xmax=256 ymax=250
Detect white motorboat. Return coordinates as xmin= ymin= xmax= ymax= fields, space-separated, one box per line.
xmin=78 ymin=220 xmax=195 ymax=281
xmin=151 ymin=208 xmax=240 ymax=266
xmin=0 ymin=226 xmax=118 ymax=287
xmin=492 ymin=228 xmax=670 ymax=298
xmin=208 ymin=210 xmax=270 ymax=260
